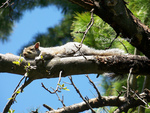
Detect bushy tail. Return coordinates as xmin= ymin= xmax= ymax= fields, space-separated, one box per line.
xmin=93 ymin=48 xmax=125 ymax=56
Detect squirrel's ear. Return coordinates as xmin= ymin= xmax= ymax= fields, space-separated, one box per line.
xmin=35 ymin=42 xmax=40 ymax=49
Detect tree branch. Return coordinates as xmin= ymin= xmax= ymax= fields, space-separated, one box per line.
xmin=0 ymin=53 xmax=150 ymax=80
xmin=45 ymin=89 xmax=150 ymax=113
xmin=45 ymin=96 xmax=126 ymax=113
xmin=3 ymin=78 xmax=33 ymax=113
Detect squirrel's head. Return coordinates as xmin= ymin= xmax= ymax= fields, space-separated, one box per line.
xmin=23 ymin=42 xmax=40 ymax=59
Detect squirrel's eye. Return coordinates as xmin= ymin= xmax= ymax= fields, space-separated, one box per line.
xmin=30 ymin=48 xmax=34 ymax=51
xmin=27 ymin=51 xmax=32 ymax=54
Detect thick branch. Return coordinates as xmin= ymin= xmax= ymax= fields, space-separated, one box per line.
xmin=0 ymin=53 xmax=150 ymax=80
xmin=46 ymin=90 xmax=150 ymax=113
xmin=69 ymin=0 xmax=150 ymax=58
xmin=45 ymin=96 xmax=126 ymax=113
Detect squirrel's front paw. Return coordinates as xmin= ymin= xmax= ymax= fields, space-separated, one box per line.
xmin=35 ymin=56 xmax=43 ymax=62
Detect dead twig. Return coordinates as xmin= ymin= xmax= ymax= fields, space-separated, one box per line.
xmin=75 ymin=31 xmax=85 ymax=34
xmin=41 ymin=71 xmax=63 ymax=94
xmin=43 ymin=104 xmax=54 ymax=111
xmin=41 ymin=71 xmax=66 ymax=107
xmin=116 ymin=90 xmax=126 ymax=98
xmin=71 ymin=8 xmax=95 ymax=60
xmin=106 ymin=33 xmax=119 ymax=49
xmin=51 ymin=87 xmax=66 ymax=107
xmin=85 ymin=75 xmax=101 ymax=99
xmin=117 ymin=38 xmax=129 ymax=53
xmin=75 ymin=8 xmax=94 ymax=52
xmin=127 ymin=68 xmax=133 ymax=98
xmin=80 ymin=8 xmax=94 ymax=45
xmin=13 ymin=75 xmax=26 ymax=93
xmin=69 ymin=76 xmax=95 ymax=113
xmin=0 ymin=0 xmax=11 ymax=8
xmin=118 ymin=86 xmax=150 ymax=112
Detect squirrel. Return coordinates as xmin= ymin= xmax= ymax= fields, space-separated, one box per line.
xmin=23 ymin=42 xmax=125 ymax=60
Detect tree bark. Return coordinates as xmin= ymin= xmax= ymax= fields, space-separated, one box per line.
xmin=69 ymin=0 xmax=150 ymax=58
xmin=45 ymin=89 xmax=150 ymax=113
xmin=0 ymin=53 xmax=150 ymax=80
xmin=45 ymin=96 xmax=126 ymax=113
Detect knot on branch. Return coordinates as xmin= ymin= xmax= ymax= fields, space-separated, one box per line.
xmin=143 ymin=88 xmax=150 ymax=102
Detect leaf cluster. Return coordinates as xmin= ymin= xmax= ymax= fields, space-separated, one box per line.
xmin=71 ymin=12 xmax=115 ymax=49
xmin=58 ymin=83 xmax=70 ymax=91
xmin=127 ymin=0 xmax=150 ymax=26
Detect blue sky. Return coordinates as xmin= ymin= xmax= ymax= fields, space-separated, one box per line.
xmin=0 ymin=5 xmax=103 ymax=113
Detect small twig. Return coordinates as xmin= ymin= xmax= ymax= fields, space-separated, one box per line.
xmin=43 ymin=104 xmax=54 ymax=111
xmin=134 ymin=92 xmax=150 ymax=108
xmin=140 ymin=105 xmax=150 ymax=109
xmin=127 ymin=68 xmax=133 ymax=98
xmin=0 ymin=0 xmax=10 ymax=8
xmin=13 ymin=75 xmax=26 ymax=93
xmin=85 ymin=96 xmax=89 ymax=102
xmin=73 ymin=43 xmax=88 ymax=60
xmin=75 ymin=31 xmax=85 ymax=34
xmin=85 ymin=75 xmax=101 ymax=99
xmin=73 ymin=8 xmax=94 ymax=60
xmin=63 ymin=81 xmax=72 ymax=85
xmin=106 ymin=33 xmax=119 ymax=49
xmin=41 ymin=71 xmax=63 ymax=94
xmin=117 ymin=38 xmax=129 ymax=53
xmin=82 ymin=0 xmax=94 ymax=6
xmin=3 ymin=78 xmax=33 ymax=113
xmin=69 ymin=76 xmax=95 ymax=113
xmin=51 ymin=87 xmax=66 ymax=107
xmin=116 ymin=90 xmax=126 ymax=98
xmin=123 ymin=86 xmax=150 ymax=109
xmin=31 ymin=109 xmax=38 ymax=113
xmin=80 ymin=8 xmax=94 ymax=45
xmin=131 ymin=89 xmax=150 ymax=109
xmin=96 ymin=74 xmax=100 ymax=78
xmin=78 ymin=50 xmax=88 ymax=60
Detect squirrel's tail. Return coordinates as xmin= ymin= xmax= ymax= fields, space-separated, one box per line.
xmin=92 ymin=48 xmax=125 ymax=56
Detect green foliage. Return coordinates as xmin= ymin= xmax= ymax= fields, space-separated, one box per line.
xmin=71 ymin=12 xmax=136 ymax=54
xmin=71 ymin=0 xmax=150 ymax=53
xmin=12 ymin=55 xmax=23 ymax=66
xmin=101 ymin=75 xmax=145 ymax=96
xmin=8 ymin=89 xmax=21 ymax=101
xmin=71 ymin=12 xmax=115 ymax=49
xmin=8 ymin=96 xmax=15 ymax=101
xmin=13 ymin=56 xmax=31 ymax=77
xmin=99 ymin=77 xmax=113 ymax=96
xmin=16 ymin=89 xmax=21 ymax=94
xmin=24 ymin=62 xmax=31 ymax=77
xmin=24 ymin=62 xmax=30 ymax=70
xmin=8 ymin=97 xmax=14 ymax=101
xmin=8 ymin=108 xmax=15 ymax=113
xmin=112 ymin=78 xmax=127 ymax=95
xmin=127 ymin=0 xmax=150 ymax=26
xmin=58 ymin=83 xmax=70 ymax=91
